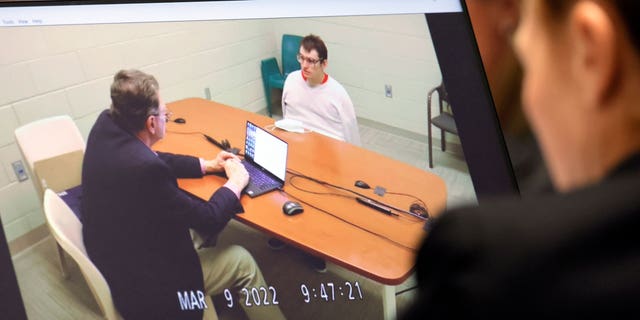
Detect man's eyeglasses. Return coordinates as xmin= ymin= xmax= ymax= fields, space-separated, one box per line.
xmin=150 ymin=110 xmax=173 ymax=123
xmin=297 ymin=53 xmax=323 ymax=66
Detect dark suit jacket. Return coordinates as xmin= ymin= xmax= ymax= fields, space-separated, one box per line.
xmin=82 ymin=110 xmax=243 ymax=319
xmin=404 ymin=153 xmax=640 ymax=319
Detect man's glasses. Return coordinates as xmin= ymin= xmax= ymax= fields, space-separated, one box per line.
xmin=297 ymin=53 xmax=323 ymax=66
xmin=150 ymin=110 xmax=172 ymax=123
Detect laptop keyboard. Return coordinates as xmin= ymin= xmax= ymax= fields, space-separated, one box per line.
xmin=243 ymin=161 xmax=279 ymax=191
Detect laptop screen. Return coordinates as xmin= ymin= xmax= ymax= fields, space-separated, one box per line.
xmin=245 ymin=121 xmax=288 ymax=182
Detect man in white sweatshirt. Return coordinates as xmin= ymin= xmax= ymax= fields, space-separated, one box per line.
xmin=282 ymin=34 xmax=361 ymax=146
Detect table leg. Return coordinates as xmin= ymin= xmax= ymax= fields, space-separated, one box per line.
xmin=381 ymin=284 xmax=396 ymax=320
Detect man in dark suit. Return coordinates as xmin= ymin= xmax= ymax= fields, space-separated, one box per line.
xmin=405 ymin=0 xmax=640 ymax=318
xmin=82 ymin=69 xmax=285 ymax=319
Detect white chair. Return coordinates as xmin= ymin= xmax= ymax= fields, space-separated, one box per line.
xmin=43 ymin=189 xmax=122 ymax=320
xmin=14 ymin=115 xmax=85 ymax=277
xmin=14 ymin=115 xmax=85 ymax=196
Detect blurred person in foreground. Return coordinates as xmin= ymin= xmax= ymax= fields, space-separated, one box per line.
xmin=405 ymin=0 xmax=640 ymax=318
xmin=467 ymin=0 xmax=552 ymax=194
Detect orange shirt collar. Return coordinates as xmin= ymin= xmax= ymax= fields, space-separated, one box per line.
xmin=302 ymin=72 xmax=329 ymax=84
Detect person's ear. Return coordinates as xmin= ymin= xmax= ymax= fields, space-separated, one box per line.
xmin=146 ymin=115 xmax=156 ymax=135
xmin=321 ymin=59 xmax=328 ymax=69
xmin=497 ymin=0 xmax=520 ymax=37
xmin=569 ymin=1 xmax=617 ymax=109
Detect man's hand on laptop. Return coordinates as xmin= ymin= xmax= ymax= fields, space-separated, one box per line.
xmin=223 ymin=158 xmax=249 ymax=198
xmin=204 ymin=151 xmax=241 ymax=173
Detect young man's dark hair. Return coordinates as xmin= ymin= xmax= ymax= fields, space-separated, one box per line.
xmin=300 ymin=34 xmax=328 ymax=61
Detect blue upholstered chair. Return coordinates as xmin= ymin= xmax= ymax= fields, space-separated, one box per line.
xmin=261 ymin=34 xmax=303 ymax=117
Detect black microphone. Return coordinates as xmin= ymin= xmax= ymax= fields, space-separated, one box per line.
xmin=203 ymin=134 xmax=224 ymax=149
xmin=356 ymin=197 xmax=398 ymax=217
xmin=203 ymin=134 xmax=240 ymax=155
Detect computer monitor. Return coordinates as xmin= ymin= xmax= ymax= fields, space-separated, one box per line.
xmin=0 ymin=1 xmax=517 ymax=319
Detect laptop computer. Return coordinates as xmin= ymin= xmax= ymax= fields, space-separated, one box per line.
xmin=241 ymin=121 xmax=288 ymax=197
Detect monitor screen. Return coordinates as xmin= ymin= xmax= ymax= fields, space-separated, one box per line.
xmin=0 ymin=1 xmax=516 ymax=319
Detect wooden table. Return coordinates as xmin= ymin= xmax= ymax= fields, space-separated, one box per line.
xmin=154 ymin=98 xmax=447 ymax=318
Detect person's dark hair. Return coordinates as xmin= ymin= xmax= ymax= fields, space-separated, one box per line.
xmin=301 ymin=34 xmax=328 ymax=61
xmin=542 ymin=0 xmax=640 ymax=52
xmin=109 ymin=69 xmax=160 ymax=133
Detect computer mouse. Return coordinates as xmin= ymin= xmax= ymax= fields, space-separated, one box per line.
xmin=354 ymin=180 xmax=371 ymax=189
xmin=282 ymin=201 xmax=304 ymax=215
xmin=174 ymin=118 xmax=186 ymax=124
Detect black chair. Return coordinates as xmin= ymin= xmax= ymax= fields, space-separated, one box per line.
xmin=427 ymin=83 xmax=458 ymax=168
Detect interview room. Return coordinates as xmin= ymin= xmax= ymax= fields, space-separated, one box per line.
xmin=0 ymin=14 xmax=476 ymax=319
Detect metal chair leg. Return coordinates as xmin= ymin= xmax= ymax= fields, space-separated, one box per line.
xmin=428 ymin=122 xmax=433 ymax=168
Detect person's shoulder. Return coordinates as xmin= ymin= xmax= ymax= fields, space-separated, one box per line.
xmin=326 ymin=74 xmax=344 ymax=88
xmin=119 ymin=151 xmax=170 ymax=184
xmin=420 ymin=194 xmax=571 ymax=273
xmin=87 ymin=126 xmax=162 ymax=170
xmin=437 ymin=173 xmax=640 ymax=247
xmin=325 ymin=75 xmax=351 ymax=97
xmin=285 ymin=70 xmax=303 ymax=82
xmin=86 ymin=109 xmax=114 ymax=137
xmin=283 ymin=70 xmax=303 ymax=92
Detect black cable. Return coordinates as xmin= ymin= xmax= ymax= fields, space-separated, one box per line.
xmin=286 ymin=168 xmax=428 ymax=221
xmin=166 ymin=130 xmax=244 ymax=157
xmin=289 ymin=175 xmax=424 ymax=221
xmin=289 ymin=170 xmax=425 ymax=221
xmin=383 ymin=191 xmax=430 ymax=217
xmin=288 ymin=175 xmax=354 ymax=199
xmin=287 ymin=168 xmax=371 ymax=198
xmin=386 ymin=191 xmax=426 ymax=207
xmin=278 ymin=189 xmax=418 ymax=252
xmin=289 ymin=176 xmax=428 ymax=222
xmin=166 ymin=129 xmax=205 ymax=135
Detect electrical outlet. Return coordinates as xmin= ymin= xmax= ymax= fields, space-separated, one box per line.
xmin=385 ymin=84 xmax=393 ymax=98
xmin=12 ymin=160 xmax=29 ymax=182
xmin=204 ymin=87 xmax=212 ymax=100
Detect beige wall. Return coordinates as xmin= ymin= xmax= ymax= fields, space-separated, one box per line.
xmin=0 ymin=14 xmax=442 ymax=243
